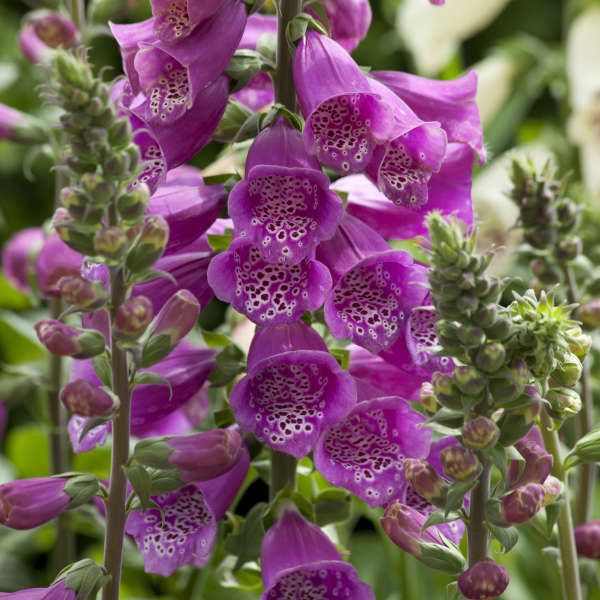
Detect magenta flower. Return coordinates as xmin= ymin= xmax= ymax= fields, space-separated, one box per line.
xmin=507 ymin=436 xmax=553 ymax=489
xmin=320 ymin=0 xmax=372 ymax=53
xmin=0 ymin=580 xmax=76 ymax=599
xmin=35 ymin=320 xmax=105 ymax=359
xmin=229 ymin=119 xmax=343 ymax=265
xmin=333 ymin=145 xmax=474 ymax=239
xmin=1 ymin=227 xmax=44 ymax=294
xmin=314 ymin=395 xmax=431 ymax=507
xmin=232 ymin=13 xmax=277 ymax=110
xmin=60 ymin=379 xmax=115 ymax=417
xmin=208 ymin=238 xmax=331 ymax=325
xmin=499 ymin=483 xmax=545 ymax=525
xmin=35 ymin=233 xmax=82 ymax=297
xmin=458 ymin=558 xmax=509 ymax=600
xmin=371 ymin=70 xmax=486 ymax=163
xmin=19 ymin=12 xmax=78 ymax=64
xmin=230 ymin=322 xmax=356 ymax=458
xmin=575 ymin=521 xmax=600 ymax=559
xmin=148 ymin=165 xmax=227 ymax=255
xmin=293 ymin=31 xmax=395 ymax=175
xmin=0 ymin=104 xmax=46 ymax=144
xmin=317 ymin=214 xmax=429 ymax=353
xmin=261 ymin=509 xmax=374 ymax=600
xmin=125 ymin=444 xmax=249 ymax=576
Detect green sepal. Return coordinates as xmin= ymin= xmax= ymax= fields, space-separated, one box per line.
xmin=91 ymin=354 xmax=112 ymax=387
xmin=223 ymin=502 xmax=267 ymax=571
xmin=127 ymin=268 xmax=178 ymax=287
xmin=486 ymin=522 xmax=519 ymax=553
xmin=564 ymin=426 xmax=600 ymax=469
xmin=63 ymin=473 xmax=100 ymax=507
xmin=445 ymin=479 xmax=477 ymax=512
xmin=215 ymin=406 xmax=236 ymax=428
xmin=132 ymin=371 xmax=172 ymax=402
xmin=545 ymin=496 xmax=564 ymax=537
xmin=329 ymin=347 xmax=349 ymax=370
xmin=421 ymin=508 xmax=463 ymax=531
xmin=207 ymin=233 xmax=233 ymax=252
xmin=55 ymin=559 xmax=110 ymax=600
xmin=225 ymin=49 xmax=274 ymax=94
xmin=122 ymin=463 xmax=154 ymax=511
xmin=418 ymin=537 xmax=466 ymax=575
xmin=208 ymin=345 xmax=246 ymax=387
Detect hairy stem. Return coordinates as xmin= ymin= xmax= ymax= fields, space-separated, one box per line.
xmin=274 ymin=0 xmax=303 ymax=109
xmin=540 ymin=410 xmax=582 ymax=600
xmin=268 ymin=0 xmax=302 ymax=501
xmin=563 ymin=265 xmax=594 ymax=525
xmin=467 ymin=459 xmax=491 ymax=566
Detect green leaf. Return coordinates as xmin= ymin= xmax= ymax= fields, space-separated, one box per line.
xmin=202 ymin=329 xmax=233 ymax=348
xmin=214 ymin=406 xmax=236 ymax=428
xmin=486 ymin=522 xmax=519 ymax=553
xmin=6 ymin=425 xmax=49 ymax=477
xmin=390 ymin=238 xmax=430 ymax=265
xmin=421 ymin=509 xmax=462 ymax=531
xmin=223 ymin=502 xmax=266 ymax=570
xmin=209 ymin=345 xmax=246 ymax=387
xmin=329 ymin=347 xmax=349 ymax=370
xmin=207 ymin=233 xmax=233 ymax=252
xmin=123 ymin=464 xmax=153 ymax=511
xmin=485 ymin=444 xmax=508 ymax=479
xmin=92 ymin=354 xmax=112 ymax=387
xmin=216 ymin=555 xmax=263 ymax=591
xmin=0 ymin=273 xmax=32 ymax=311
xmin=545 ymin=496 xmax=564 ymax=537
xmin=445 ymin=480 xmax=477 ymax=512
xmin=313 ymin=488 xmax=351 ymax=525
xmin=233 ymin=111 xmax=265 ymax=143
xmin=0 ymin=310 xmax=45 ymax=364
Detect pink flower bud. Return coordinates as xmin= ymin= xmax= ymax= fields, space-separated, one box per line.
xmin=0 ymin=103 xmax=47 ymax=144
xmin=57 ymin=275 xmax=108 ymax=310
xmin=542 ymin=475 xmax=563 ymax=506
xmin=60 ymin=379 xmax=114 ymax=417
xmin=114 ymin=296 xmax=153 ymax=340
xmin=500 ymin=483 xmax=545 ymax=525
xmin=125 ymin=215 xmax=169 ymax=272
xmin=575 ymin=520 xmax=600 ymax=559
xmin=462 ymin=416 xmax=500 ymax=450
xmin=507 ymin=440 xmax=552 ymax=489
xmin=404 ymin=458 xmax=445 ymax=502
xmin=35 ymin=233 xmax=82 ymax=297
xmin=19 ymin=12 xmax=78 ymax=64
xmin=35 ymin=319 xmax=105 ymax=358
xmin=458 ymin=558 xmax=509 ymax=600
xmin=440 ymin=445 xmax=481 ymax=481
xmin=94 ymin=227 xmax=128 ymax=260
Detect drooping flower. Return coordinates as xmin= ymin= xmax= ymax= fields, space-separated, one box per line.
xmin=507 ymin=432 xmax=553 ymax=489
xmin=1 ymin=227 xmax=44 ymax=294
xmin=499 ymin=483 xmax=545 ymax=525
xmin=371 ymin=70 xmax=486 ymax=163
xmin=229 ymin=322 xmax=356 ymax=458
xmin=317 ymin=214 xmax=429 ymax=353
xmin=208 ymin=238 xmax=331 ymax=325
xmin=229 ymin=119 xmax=343 ymax=265
xmin=232 ymin=13 xmax=277 ymax=110
xmin=0 ymin=475 xmax=98 ymax=530
xmin=293 ymin=30 xmax=395 ymax=175
xmin=35 ymin=233 xmax=82 ymax=297
xmin=60 ymin=380 xmax=115 ymax=417
xmin=333 ymin=144 xmax=474 ymax=239
xmin=261 ymin=509 xmax=375 ymax=600
xmin=125 ymin=443 xmax=249 ymax=576
xmin=148 ymin=165 xmax=227 ymax=255
xmin=314 ymin=395 xmax=431 ymax=507
xmin=19 ymin=11 xmax=78 ymax=64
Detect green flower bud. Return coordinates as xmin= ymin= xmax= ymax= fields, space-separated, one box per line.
xmin=440 ymin=446 xmax=481 ymax=481
xmin=117 ymin=184 xmax=150 ymax=223
xmin=472 ymin=305 xmax=498 ymax=328
xmin=60 ymin=187 xmax=103 ymax=224
xmin=530 ymin=258 xmax=562 ymax=284
xmin=579 ymin=299 xmax=600 ymax=328
xmin=564 ymin=428 xmax=600 ymax=470
xmin=555 ymin=199 xmax=578 ymax=230
xmin=567 ymin=328 xmax=591 ymax=358
xmin=456 ymin=272 xmax=475 ymax=291
xmin=419 ymin=382 xmax=437 ymax=413
xmin=554 ymin=236 xmax=581 ymax=263
xmin=94 ymin=226 xmax=128 ymax=260
xmin=550 ymin=354 xmax=582 ymax=387
xmin=456 ymin=324 xmax=486 ymax=348
xmin=462 ymin=416 xmax=499 ymax=450
xmin=52 ymin=208 xmax=97 ymax=255
xmin=55 ymin=559 xmax=110 ymax=600
xmin=475 ymin=342 xmax=506 ymax=374
xmin=488 ymin=359 xmax=528 ymax=406
xmin=80 ymin=173 xmax=116 ymax=205
xmin=546 ymin=387 xmax=582 ymax=420
xmin=432 ymin=371 xmax=461 ymax=410
xmin=453 ymin=366 xmax=487 ymax=396
xmin=125 ymin=215 xmax=169 ymax=272
xmin=57 ymin=275 xmax=108 ymax=311
xmin=456 ymin=294 xmax=478 ymax=315
xmin=107 ymin=117 xmax=132 ymax=148
xmin=404 ymin=458 xmax=445 ymax=504
xmin=485 ymin=316 xmax=512 ymax=342
xmin=102 ymin=151 xmax=130 ymax=179
xmin=54 ymin=51 xmax=93 ymax=90
xmin=439 ymin=265 xmax=463 ymax=282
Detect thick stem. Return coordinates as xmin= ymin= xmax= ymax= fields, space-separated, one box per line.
xmin=267 ymin=0 xmax=302 ymax=502
xmin=269 ymin=450 xmax=297 ymax=501
xmin=540 ymin=411 xmax=582 ymax=600
xmin=563 ymin=265 xmax=595 ymax=525
xmin=274 ymin=0 xmax=303 ymax=109
xmin=102 ymin=266 xmax=131 ymax=600
xmin=467 ymin=460 xmax=491 ymax=566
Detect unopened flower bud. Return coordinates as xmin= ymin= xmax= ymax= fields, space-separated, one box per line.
xmin=489 ymin=360 xmax=528 ymax=406
xmin=432 ymin=371 xmax=461 ymax=410
xmin=453 ymin=366 xmax=486 ymax=396
xmin=456 ymin=293 xmax=478 ymax=315
xmin=475 ymin=342 xmax=506 ymax=374
xmin=57 ymin=275 xmax=108 ymax=310
xmin=60 ymin=186 xmax=103 ymax=224
xmin=102 ymin=151 xmax=130 ymax=178
xmin=94 ymin=226 xmax=128 ymax=260
xmin=472 ymin=305 xmax=498 ymax=328
xmin=134 ymin=429 xmax=243 ymax=482
xmin=462 ymin=416 xmax=499 ymax=450
xmin=567 ymin=328 xmax=592 ymax=358
xmin=0 ymin=103 xmax=48 ymax=144
xmin=141 ymin=290 xmax=200 ymax=367
xmin=107 ymin=117 xmax=131 ymax=148
xmin=52 ymin=207 xmax=96 ymax=254
xmin=499 ymin=483 xmax=544 ymax=525
xmin=125 ymin=215 xmax=169 ymax=272
xmin=19 ymin=12 xmax=78 ymax=64
xmin=458 ymin=558 xmax=509 ymax=600
xmin=440 ymin=446 xmax=481 ymax=481
xmin=524 ymin=227 xmax=556 ymax=249
xmin=0 ymin=474 xmax=98 ymax=530
xmin=555 ymin=199 xmax=578 ymax=229
xmin=54 ymin=50 xmax=93 ymax=90
xmin=484 ymin=316 xmax=512 ymax=341
xmin=114 ymin=296 xmax=153 ymax=340
xmin=419 ymin=381 xmax=437 ymax=412
xmin=35 ymin=319 xmax=105 ymax=358
xmin=555 ymin=236 xmax=581 ymax=263
xmin=542 ymin=475 xmax=562 ymax=506
xmin=546 ymin=387 xmax=582 ymax=420
xmin=54 ymin=559 xmax=109 ymax=600
xmin=507 ymin=440 xmax=552 ymax=488
xmin=456 ymin=324 xmax=485 ymax=347
xmin=530 ymin=258 xmax=562 ymax=284
xmin=550 ymin=354 xmax=582 ymax=387
xmin=80 ymin=173 xmax=116 ymax=205
xmin=60 ymin=379 xmax=115 ymax=416
xmin=404 ymin=458 xmax=445 ymax=503
xmin=498 ymin=390 xmax=542 ymax=446
xmin=575 ymin=521 xmax=600 ymax=559
xmin=579 ymin=299 xmax=600 ymax=328
xmin=117 ymin=184 xmax=149 ymax=223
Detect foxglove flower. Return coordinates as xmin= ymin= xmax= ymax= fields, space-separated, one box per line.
xmin=208 ymin=238 xmax=331 ymax=325
xmin=60 ymin=380 xmax=115 ymax=417
xmin=321 ymin=0 xmax=372 ymax=53
xmin=317 ymin=214 xmax=428 ymax=353
xmin=0 ymin=580 xmax=76 ymax=599
xmin=230 ymin=322 xmax=356 ymax=458
xmin=575 ymin=520 xmax=600 ymax=559
xmin=0 ymin=104 xmax=47 ymax=144
xmin=458 ymin=558 xmax=509 ymax=600
xmin=35 ymin=233 xmax=82 ymax=297
xmin=381 ymin=500 xmax=466 ymax=574
xmin=35 ymin=320 xmax=105 ymax=358
xmin=19 ymin=12 xmax=78 ymax=64
xmin=232 ymin=13 xmax=277 ymax=110
xmin=125 ymin=443 xmax=249 ymax=576
xmin=0 ymin=475 xmax=98 ymax=530
xmin=261 ymin=509 xmax=374 ymax=600
xmin=229 ymin=119 xmax=343 ymax=264
xmin=499 ymin=483 xmax=545 ymax=525
xmin=2 ymin=227 xmax=44 ymax=293
xmin=507 ymin=434 xmax=552 ymax=489
xmin=371 ymin=70 xmax=486 ymax=163
xmin=333 ymin=145 xmax=474 ymax=239
xmin=314 ymin=395 xmax=430 ymax=507
xmin=293 ymin=31 xmax=395 ymax=174
xmin=148 ymin=165 xmax=227 ymax=255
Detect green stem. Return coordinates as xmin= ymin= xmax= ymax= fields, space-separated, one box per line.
xmin=70 ymin=0 xmax=85 ymax=36
xmin=467 ymin=459 xmax=491 ymax=566
xmin=274 ymin=0 xmax=303 ymax=110
xmin=540 ymin=411 xmax=582 ymax=600
xmin=563 ymin=265 xmax=594 ymax=525
xmin=267 ymin=0 xmax=302 ymax=502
